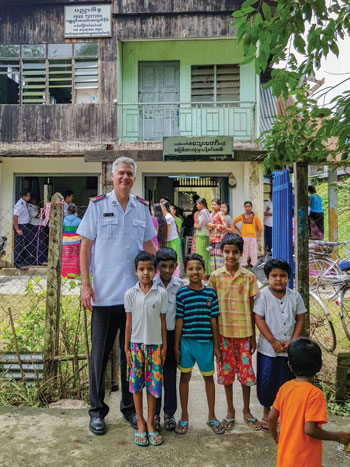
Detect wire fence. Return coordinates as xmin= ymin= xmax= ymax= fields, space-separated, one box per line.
xmin=0 ymin=200 xmax=91 ymax=404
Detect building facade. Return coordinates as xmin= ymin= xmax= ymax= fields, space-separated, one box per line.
xmin=0 ymin=0 xmax=266 ymax=265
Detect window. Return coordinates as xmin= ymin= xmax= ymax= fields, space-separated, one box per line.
xmin=0 ymin=43 xmax=99 ymax=104
xmin=191 ymin=64 xmax=240 ymax=103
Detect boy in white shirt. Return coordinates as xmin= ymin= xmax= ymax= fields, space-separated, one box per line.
xmin=154 ymin=248 xmax=183 ymax=431
xmin=124 ymin=251 xmax=167 ymax=447
xmin=254 ymin=258 xmax=305 ymax=430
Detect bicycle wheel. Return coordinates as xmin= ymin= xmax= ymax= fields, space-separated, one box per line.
xmin=309 ymin=258 xmax=341 ymax=292
xmin=309 ymin=291 xmax=337 ymax=352
xmin=339 ymin=285 xmax=350 ymax=341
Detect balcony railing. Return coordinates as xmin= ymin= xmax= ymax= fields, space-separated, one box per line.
xmin=118 ymin=101 xmax=256 ymax=142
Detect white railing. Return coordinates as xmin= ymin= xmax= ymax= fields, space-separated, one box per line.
xmin=118 ymin=101 xmax=256 ymax=141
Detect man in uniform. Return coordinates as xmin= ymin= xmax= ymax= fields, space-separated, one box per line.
xmin=77 ymin=157 xmax=156 ymax=435
xmin=13 ymin=189 xmax=31 ymax=269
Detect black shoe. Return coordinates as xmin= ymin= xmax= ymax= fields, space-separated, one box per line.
xmin=89 ymin=417 xmax=105 ymax=435
xmin=129 ymin=413 xmax=138 ymax=430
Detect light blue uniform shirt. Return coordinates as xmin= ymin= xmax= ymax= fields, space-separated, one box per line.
xmin=77 ymin=190 xmax=156 ymax=307
xmin=14 ymin=198 xmax=30 ymax=224
xmin=309 ymin=194 xmax=323 ymax=213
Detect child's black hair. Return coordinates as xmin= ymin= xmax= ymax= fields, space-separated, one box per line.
xmin=244 ymin=200 xmax=252 ymax=206
xmin=184 ymin=253 xmax=205 ymax=270
xmin=264 ymin=258 xmax=292 ymax=278
xmin=134 ymin=251 xmax=157 ymax=269
xmin=288 ymin=338 xmax=322 ymax=377
xmin=212 ymin=198 xmax=221 ymax=205
xmin=220 ymin=233 xmax=244 ymax=254
xmin=196 ymin=197 xmax=208 ymax=209
xmin=156 ymin=247 xmax=177 ymax=265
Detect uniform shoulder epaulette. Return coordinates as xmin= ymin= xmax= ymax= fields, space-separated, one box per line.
xmin=89 ymin=194 xmax=106 ymax=203
xmin=136 ymin=196 xmax=149 ymax=206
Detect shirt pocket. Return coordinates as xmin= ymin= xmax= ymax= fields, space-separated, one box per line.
xmin=131 ymin=219 xmax=146 ymax=240
xmin=99 ymin=218 xmax=119 ymax=239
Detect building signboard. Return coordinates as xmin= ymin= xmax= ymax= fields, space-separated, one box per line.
xmin=163 ymin=136 xmax=234 ymax=161
xmin=65 ymin=5 xmax=111 ymax=38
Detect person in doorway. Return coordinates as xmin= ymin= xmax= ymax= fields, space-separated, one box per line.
xmin=208 ymin=233 xmax=261 ymax=431
xmin=308 ymin=185 xmax=324 ymax=239
xmin=254 ymin=258 xmax=305 ymax=431
xmin=154 ymin=247 xmax=184 ymax=431
xmin=263 ymin=194 xmax=273 ymax=253
xmin=63 ymin=190 xmax=74 ymax=217
xmin=62 ymin=204 xmax=81 ymax=277
xmin=233 ymin=201 xmax=262 ymax=268
xmin=207 ymin=198 xmax=225 ymax=272
xmin=269 ymin=338 xmax=350 ymax=467
xmin=27 ymin=198 xmax=47 ymax=266
xmin=151 ymin=203 xmax=167 ymax=249
xmin=161 ymin=200 xmax=181 ymax=261
xmin=77 ymin=156 xmax=157 ymax=436
xmin=174 ymin=253 xmax=224 ymax=435
xmin=124 ymin=251 xmax=167 ymax=447
xmin=13 ymin=189 xmax=31 ymax=270
xmin=194 ymin=198 xmax=211 ymax=276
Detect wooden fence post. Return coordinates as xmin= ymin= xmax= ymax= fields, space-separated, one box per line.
xmin=43 ymin=192 xmax=64 ymax=392
xmin=293 ymin=162 xmax=310 ymax=336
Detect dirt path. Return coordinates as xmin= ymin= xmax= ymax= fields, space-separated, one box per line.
xmin=1 ymin=370 xmax=349 ymax=467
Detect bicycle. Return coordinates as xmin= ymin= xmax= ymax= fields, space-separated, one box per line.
xmin=309 ymin=240 xmax=350 ymax=292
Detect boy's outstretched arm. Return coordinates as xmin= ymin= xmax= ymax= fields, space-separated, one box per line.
xmin=305 ymin=422 xmax=350 ymax=445
xmin=268 ymin=407 xmax=280 ymax=444
xmin=210 ymin=317 xmax=221 ymax=362
xmin=174 ymin=318 xmax=183 ymax=363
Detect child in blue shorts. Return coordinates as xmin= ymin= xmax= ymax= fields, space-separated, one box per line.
xmin=124 ymin=251 xmax=167 ymax=447
xmin=174 ymin=253 xmax=224 ymax=435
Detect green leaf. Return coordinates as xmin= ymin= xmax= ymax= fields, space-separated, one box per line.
xmin=237 ymin=22 xmax=250 ymax=40
xmin=241 ymin=0 xmax=258 ymax=7
xmin=262 ymin=2 xmax=271 ymax=20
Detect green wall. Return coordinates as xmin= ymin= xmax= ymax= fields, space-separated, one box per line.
xmin=121 ymin=39 xmax=256 ymax=103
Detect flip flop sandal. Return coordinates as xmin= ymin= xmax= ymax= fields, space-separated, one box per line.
xmin=244 ymin=417 xmax=262 ymax=431
xmin=221 ymin=417 xmax=235 ymax=430
xmin=175 ymin=420 xmax=189 ymax=434
xmin=134 ymin=431 xmax=148 ymax=447
xmin=164 ymin=415 xmax=176 ymax=431
xmin=207 ymin=419 xmax=225 ymax=434
xmin=261 ymin=417 xmax=270 ymax=431
xmin=154 ymin=415 xmax=160 ymax=431
xmin=147 ymin=431 xmax=163 ymax=446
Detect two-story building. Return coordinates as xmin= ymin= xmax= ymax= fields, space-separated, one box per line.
xmin=0 ymin=0 xmax=268 ymax=265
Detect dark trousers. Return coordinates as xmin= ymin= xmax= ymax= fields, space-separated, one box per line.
xmin=14 ymin=224 xmax=30 ymax=268
xmin=264 ymin=225 xmax=272 ymax=252
xmin=155 ymin=330 xmax=177 ymax=417
xmin=89 ymin=305 xmax=135 ymax=420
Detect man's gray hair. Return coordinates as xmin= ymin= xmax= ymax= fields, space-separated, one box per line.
xmin=112 ymin=157 xmax=137 ymax=176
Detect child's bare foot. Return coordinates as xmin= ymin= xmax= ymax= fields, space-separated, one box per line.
xmin=243 ymin=411 xmax=262 ymax=431
xmin=175 ymin=420 xmax=189 ymax=434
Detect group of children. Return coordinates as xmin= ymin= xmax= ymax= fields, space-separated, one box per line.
xmin=124 ymin=233 xmax=350 ymax=464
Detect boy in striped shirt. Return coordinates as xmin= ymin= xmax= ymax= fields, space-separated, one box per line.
xmin=174 ymin=253 xmax=224 ymax=435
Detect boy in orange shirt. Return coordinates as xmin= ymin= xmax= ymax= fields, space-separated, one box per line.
xmin=269 ymin=338 xmax=350 ymax=467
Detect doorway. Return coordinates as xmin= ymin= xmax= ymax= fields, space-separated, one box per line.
xmin=138 ymin=61 xmax=180 ymax=140
xmin=144 ymin=175 xmax=229 ymax=214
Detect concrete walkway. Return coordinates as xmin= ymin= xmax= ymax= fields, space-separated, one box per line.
xmin=0 ymin=367 xmax=349 ymax=467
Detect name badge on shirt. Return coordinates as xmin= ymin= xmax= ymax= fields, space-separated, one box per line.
xmin=103 ymin=213 xmax=114 ymax=217
xmin=207 ymin=299 xmax=212 ymax=307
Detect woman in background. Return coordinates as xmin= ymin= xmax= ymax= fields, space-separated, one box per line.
xmin=161 ymin=201 xmax=181 ymax=260
xmin=151 ymin=203 xmax=167 ymax=249
xmin=194 ymin=197 xmax=211 ymax=276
